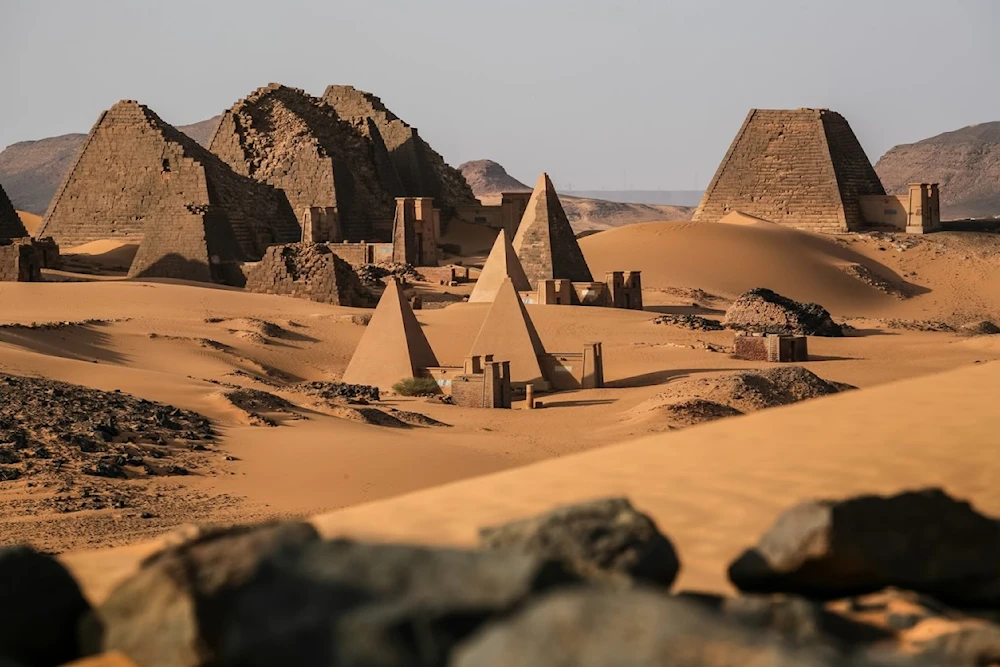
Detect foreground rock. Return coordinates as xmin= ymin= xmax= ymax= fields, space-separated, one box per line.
xmin=724 ymin=288 xmax=844 ymax=336
xmin=479 ymin=497 xmax=679 ymax=589
xmin=728 ymin=488 xmax=1000 ymax=607
xmin=0 ymin=546 xmax=90 ymax=666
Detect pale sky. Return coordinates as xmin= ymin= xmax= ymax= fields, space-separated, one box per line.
xmin=2 ymin=0 xmax=998 ymax=190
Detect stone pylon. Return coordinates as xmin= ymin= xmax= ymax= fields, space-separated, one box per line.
xmin=468 ymin=229 xmax=531 ymax=303
xmin=342 ymin=279 xmax=439 ymax=390
xmin=511 ymin=173 xmax=593 ymax=287
xmin=469 ymin=278 xmax=547 ymax=387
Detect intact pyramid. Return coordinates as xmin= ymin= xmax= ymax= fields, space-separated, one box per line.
xmin=39 ymin=100 xmax=298 ymax=275
xmin=469 ymin=278 xmax=546 ymax=387
xmin=511 ymin=173 xmax=593 ymax=288
xmin=693 ymin=108 xmax=886 ymax=232
xmin=0 ymin=183 xmax=28 ymax=239
xmin=342 ymin=279 xmax=439 ymax=390
xmin=468 ymin=229 xmax=530 ymax=303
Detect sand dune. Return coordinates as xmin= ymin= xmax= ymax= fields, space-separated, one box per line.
xmin=16 ymin=210 xmax=41 ymax=236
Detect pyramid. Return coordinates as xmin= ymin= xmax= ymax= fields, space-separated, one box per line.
xmin=209 ymin=84 xmax=397 ymax=242
xmin=468 ymin=229 xmax=531 ymax=303
xmin=38 ymin=100 xmax=298 ymax=276
xmin=511 ymin=173 xmax=593 ymax=288
xmin=0 ymin=183 xmax=28 ymax=240
xmin=342 ymin=279 xmax=439 ymax=389
xmin=468 ymin=278 xmax=546 ymax=387
xmin=693 ymin=108 xmax=886 ymax=232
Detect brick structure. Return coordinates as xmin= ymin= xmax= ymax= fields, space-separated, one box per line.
xmin=734 ymin=333 xmax=809 ymax=362
xmin=605 ymin=271 xmax=643 ymax=310
xmin=322 ymin=85 xmax=478 ymax=217
xmin=0 ymin=183 xmax=28 ymax=239
xmin=0 ymin=239 xmax=42 ymax=281
xmin=526 ymin=272 xmax=642 ymax=310
xmin=450 ymin=355 xmax=513 ymax=409
xmin=38 ymin=100 xmax=298 ymax=283
xmin=243 ymin=242 xmax=369 ymax=306
xmin=391 ymin=197 xmax=440 ymax=266
xmin=512 ymin=173 xmax=593 ymax=287
xmin=301 ymin=207 xmax=341 ymax=244
xmin=694 ymin=109 xmax=886 ymax=232
xmin=209 ymin=84 xmax=396 ymax=243
xmin=469 ymin=278 xmax=548 ymax=388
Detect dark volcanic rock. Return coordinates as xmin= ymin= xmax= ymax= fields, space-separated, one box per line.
xmin=0 ymin=546 xmax=91 ymax=666
xmin=725 ymin=288 xmax=844 ymax=336
xmin=728 ymin=488 xmax=1000 ymax=607
xmin=479 ymin=498 xmax=680 ymax=589
xmin=219 ymin=539 xmax=579 ymax=667
xmin=88 ymin=522 xmax=319 ymax=667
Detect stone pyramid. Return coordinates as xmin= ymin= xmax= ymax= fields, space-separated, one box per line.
xmin=342 ymin=279 xmax=439 ymax=390
xmin=322 ymin=85 xmax=478 ymax=215
xmin=693 ymin=108 xmax=886 ymax=232
xmin=209 ymin=84 xmax=397 ymax=242
xmin=511 ymin=173 xmax=593 ymax=288
xmin=468 ymin=229 xmax=531 ymax=303
xmin=0 ymin=183 xmax=28 ymax=240
xmin=469 ymin=278 xmax=546 ymax=387
xmin=38 ymin=100 xmax=298 ymax=276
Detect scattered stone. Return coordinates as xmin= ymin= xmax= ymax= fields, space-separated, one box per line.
xmin=728 ymin=488 xmax=1000 ymax=607
xmin=652 ymin=314 xmax=725 ymax=330
xmin=296 ymin=380 xmax=380 ymax=402
xmin=875 ymin=319 xmax=955 ymax=333
xmin=725 ymin=288 xmax=844 ymax=336
xmin=356 ymin=261 xmax=421 ymax=287
xmin=839 ymin=264 xmax=912 ymax=299
xmin=480 ymin=498 xmax=679 ymax=589
xmin=223 ymin=389 xmax=303 ymax=426
xmin=0 ymin=546 xmax=91 ymax=666
xmin=959 ymin=320 xmax=1000 ymax=336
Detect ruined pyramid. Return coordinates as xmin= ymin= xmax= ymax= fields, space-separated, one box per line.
xmin=342 ymin=279 xmax=440 ymax=390
xmin=693 ymin=108 xmax=886 ymax=232
xmin=468 ymin=229 xmax=531 ymax=303
xmin=511 ymin=173 xmax=593 ymax=287
xmin=209 ymin=84 xmax=397 ymax=242
xmin=39 ymin=100 xmax=299 ymax=277
xmin=0 ymin=183 xmax=28 ymax=239
xmin=322 ymin=85 xmax=478 ymax=215
xmin=469 ymin=278 xmax=547 ymax=387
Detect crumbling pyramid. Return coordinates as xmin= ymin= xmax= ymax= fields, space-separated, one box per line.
xmin=342 ymin=279 xmax=439 ymax=389
xmin=243 ymin=242 xmax=368 ymax=306
xmin=469 ymin=229 xmax=531 ymax=303
xmin=209 ymin=84 xmax=397 ymax=242
xmin=469 ymin=278 xmax=546 ymax=387
xmin=511 ymin=173 xmax=593 ymax=287
xmin=693 ymin=108 xmax=886 ymax=232
xmin=0 ymin=183 xmax=28 ymax=239
xmin=322 ymin=85 xmax=478 ymax=214
xmin=38 ymin=100 xmax=299 ymax=274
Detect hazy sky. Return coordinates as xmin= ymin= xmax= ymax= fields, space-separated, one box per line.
xmin=2 ymin=0 xmax=998 ymax=190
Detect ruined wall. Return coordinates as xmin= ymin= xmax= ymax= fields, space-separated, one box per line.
xmin=322 ymin=86 xmax=478 ymax=215
xmin=209 ymin=84 xmax=395 ymax=243
xmin=0 ymin=184 xmax=28 ymax=239
xmin=0 ymin=240 xmax=41 ymax=282
xmin=734 ymin=333 xmax=809 ymax=362
xmin=39 ymin=100 xmax=298 ymax=260
xmin=694 ymin=109 xmax=886 ymax=232
xmin=243 ymin=242 xmax=369 ymax=306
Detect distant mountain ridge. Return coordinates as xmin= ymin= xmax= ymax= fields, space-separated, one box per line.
xmin=876 ymin=121 xmax=1000 ymax=220
xmin=0 ymin=116 xmax=220 ymax=214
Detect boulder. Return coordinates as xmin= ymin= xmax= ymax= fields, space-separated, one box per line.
xmin=724 ymin=288 xmax=843 ymax=336
xmin=728 ymin=488 xmax=1000 ymax=607
xmin=0 ymin=546 xmax=91 ymax=667
xmin=479 ymin=497 xmax=680 ymax=589
xmin=219 ymin=539 xmax=579 ymax=667
xmin=87 ymin=521 xmax=319 ymax=667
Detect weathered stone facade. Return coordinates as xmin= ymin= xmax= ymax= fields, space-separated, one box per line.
xmin=0 ymin=239 xmax=42 ymax=282
xmin=512 ymin=173 xmax=593 ymax=287
xmin=450 ymin=355 xmax=512 ymax=409
xmin=209 ymin=84 xmax=396 ymax=243
xmin=243 ymin=242 xmax=369 ymax=306
xmin=39 ymin=100 xmax=299 ymax=273
xmin=733 ymin=333 xmax=809 ymax=362
xmin=392 ymin=197 xmax=440 ymax=266
xmin=0 ymin=183 xmax=28 ymax=239
xmin=694 ymin=109 xmax=886 ymax=232
xmin=322 ymin=86 xmax=478 ymax=216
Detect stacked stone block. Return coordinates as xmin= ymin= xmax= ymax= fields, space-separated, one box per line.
xmin=734 ymin=333 xmax=809 ymax=362
xmin=0 ymin=183 xmax=28 ymax=239
xmin=694 ymin=109 xmax=886 ymax=232
xmin=0 ymin=239 xmax=41 ymax=282
xmin=243 ymin=242 xmax=369 ymax=306
xmin=322 ymin=86 xmax=478 ymax=218
xmin=209 ymin=84 xmax=395 ymax=243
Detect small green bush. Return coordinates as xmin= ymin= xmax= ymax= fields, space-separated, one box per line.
xmin=392 ymin=376 xmax=440 ymax=396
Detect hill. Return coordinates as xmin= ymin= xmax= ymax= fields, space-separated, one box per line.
xmin=0 ymin=116 xmax=219 ymax=214
xmin=875 ymin=121 xmax=1000 ymax=220
xmin=459 ymin=159 xmax=530 ymax=197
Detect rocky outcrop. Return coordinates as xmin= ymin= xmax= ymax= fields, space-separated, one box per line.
xmin=724 ymin=288 xmax=844 ymax=336
xmin=459 ymin=159 xmax=530 ymax=198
